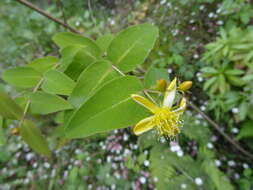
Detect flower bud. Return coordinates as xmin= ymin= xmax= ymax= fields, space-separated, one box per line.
xmin=155 ymin=79 xmax=167 ymax=92
xmin=11 ymin=127 xmax=20 ymax=136
xmin=178 ymin=81 xmax=192 ymax=91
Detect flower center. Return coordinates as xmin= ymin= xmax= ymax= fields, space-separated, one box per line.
xmin=153 ymin=107 xmax=183 ymax=138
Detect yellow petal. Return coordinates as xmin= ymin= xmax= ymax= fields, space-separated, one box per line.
xmin=133 ymin=116 xmax=155 ymax=135
xmin=163 ymin=77 xmax=177 ymax=107
xmin=174 ymin=97 xmax=187 ymax=114
xmin=131 ymin=94 xmax=159 ymax=113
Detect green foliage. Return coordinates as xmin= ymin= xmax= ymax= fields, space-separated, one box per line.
xmin=201 ymin=61 xmax=245 ymax=94
xmin=29 ymin=91 xmax=73 ymax=114
xmin=69 ymin=60 xmax=119 ymax=108
xmin=65 ymin=76 xmax=149 ymax=138
xmin=144 ymin=66 xmax=168 ymax=88
xmin=0 ymin=92 xmax=23 ymax=120
xmin=42 ymin=70 xmax=76 ymax=96
xmin=236 ymin=120 xmax=253 ymax=140
xmin=107 ymin=23 xmax=159 ymax=72
xmin=27 ymin=56 xmax=59 ymax=74
xmin=1 ymin=0 xmax=253 ymax=189
xmin=2 ymin=67 xmax=42 ymax=89
xmin=96 ymin=33 xmax=114 ymax=52
xmin=20 ymin=120 xmax=51 ymax=157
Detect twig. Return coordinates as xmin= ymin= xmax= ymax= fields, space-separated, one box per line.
xmin=188 ymin=101 xmax=253 ymax=160
xmin=15 ymin=0 xmax=80 ymax=33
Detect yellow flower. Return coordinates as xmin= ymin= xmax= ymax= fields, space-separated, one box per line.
xmin=131 ymin=78 xmax=187 ymax=139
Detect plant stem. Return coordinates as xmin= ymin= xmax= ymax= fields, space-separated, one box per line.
xmin=15 ymin=0 xmax=80 ymax=33
xmin=188 ymin=101 xmax=253 ymax=160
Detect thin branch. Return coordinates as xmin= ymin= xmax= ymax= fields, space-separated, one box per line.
xmin=188 ymin=101 xmax=253 ymax=160
xmin=16 ymin=0 xmax=80 ymax=34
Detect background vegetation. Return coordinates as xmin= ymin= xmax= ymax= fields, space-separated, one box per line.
xmin=0 ymin=0 xmax=253 ymax=189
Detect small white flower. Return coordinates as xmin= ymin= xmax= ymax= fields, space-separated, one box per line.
xmin=195 ymin=177 xmax=203 ymax=186
xmin=43 ymin=162 xmax=50 ymax=169
xmin=110 ymin=19 xmax=115 ymax=25
xmin=160 ymin=0 xmax=166 ymax=5
xmin=140 ymin=176 xmax=146 ymax=184
xmin=111 ymin=184 xmax=116 ymax=190
xmin=167 ymin=68 xmax=173 ymax=74
xmin=170 ymin=144 xmax=181 ymax=152
xmin=190 ymin=19 xmax=195 ymax=24
xmin=231 ymin=128 xmax=239 ymax=134
xmin=181 ymin=183 xmax=187 ymax=189
xmin=208 ymin=12 xmax=215 ymax=18
xmin=228 ymin=160 xmax=236 ymax=167
xmin=200 ymin=105 xmax=206 ymax=111
xmin=32 ymin=162 xmax=38 ymax=168
xmin=75 ymin=21 xmax=80 ymax=26
xmin=160 ymin=137 xmax=166 ymax=143
xmin=207 ymin=143 xmax=214 ymax=149
xmin=243 ymin=163 xmax=249 ymax=169
xmin=123 ymin=134 xmax=129 ymax=141
xmin=217 ymin=20 xmax=224 ymax=25
xmin=193 ymin=54 xmax=199 ymax=59
xmin=232 ymin=108 xmax=239 ymax=114
xmin=198 ymin=77 xmax=203 ymax=82
xmin=185 ymin=36 xmax=191 ymax=41
xmin=199 ymin=5 xmax=205 ymax=10
xmin=24 ymin=178 xmax=30 ymax=184
xmin=25 ymin=153 xmax=34 ymax=161
xmin=154 ymin=177 xmax=159 ymax=182
xmin=144 ymin=160 xmax=150 ymax=167
xmin=75 ymin=149 xmax=81 ymax=154
xmin=215 ymin=160 xmax=221 ymax=167
xmin=177 ymin=150 xmax=184 ymax=157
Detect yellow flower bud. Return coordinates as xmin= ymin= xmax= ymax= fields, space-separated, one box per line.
xmin=178 ymin=81 xmax=193 ymax=92
xmin=155 ymin=79 xmax=168 ymax=92
xmin=11 ymin=127 xmax=19 ymax=136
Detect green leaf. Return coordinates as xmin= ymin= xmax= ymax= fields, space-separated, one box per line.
xmin=59 ymin=45 xmax=83 ymax=71
xmin=144 ymin=66 xmax=168 ymax=88
xmin=96 ymin=33 xmax=114 ymax=52
xmin=42 ymin=69 xmax=75 ymax=95
xmin=227 ymin=76 xmax=245 ymax=86
xmin=20 ymin=120 xmax=51 ymax=157
xmin=65 ymin=76 xmax=149 ymax=138
xmin=0 ymin=117 xmax=5 ymax=145
xmin=203 ymin=77 xmax=217 ymax=91
xmin=2 ymin=67 xmax=41 ymax=88
xmin=107 ymin=23 xmax=159 ymax=72
xmin=27 ymin=56 xmax=59 ymax=74
xmin=236 ymin=120 xmax=253 ymax=140
xmin=201 ymin=67 xmax=218 ymax=75
xmin=29 ymin=91 xmax=73 ymax=114
xmin=239 ymin=102 xmax=249 ymax=121
xmin=224 ymin=69 xmax=244 ymax=76
xmin=203 ymin=161 xmax=234 ymax=190
xmin=0 ymin=92 xmax=23 ymax=120
xmin=69 ymin=60 xmax=119 ymax=108
xmin=53 ymin=32 xmax=101 ymax=53
xmin=64 ymin=48 xmax=99 ymax=80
